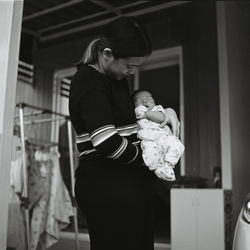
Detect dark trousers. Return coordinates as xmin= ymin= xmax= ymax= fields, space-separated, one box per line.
xmin=75 ymin=158 xmax=155 ymax=250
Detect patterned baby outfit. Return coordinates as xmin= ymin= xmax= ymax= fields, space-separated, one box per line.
xmin=135 ymin=104 xmax=185 ymax=181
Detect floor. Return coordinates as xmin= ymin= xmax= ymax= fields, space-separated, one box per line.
xmin=48 ymin=232 xmax=171 ymax=250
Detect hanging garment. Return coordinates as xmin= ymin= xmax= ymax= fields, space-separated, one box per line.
xmin=11 ymin=135 xmax=23 ymax=161
xmin=58 ymin=121 xmax=72 ymax=193
xmin=10 ymin=135 xmax=23 ymax=194
xmin=8 ymin=135 xmax=26 ymax=250
xmin=27 ymin=149 xmax=46 ymax=210
xmin=7 ymin=187 xmax=27 ymax=250
xmin=30 ymin=151 xmax=74 ymax=250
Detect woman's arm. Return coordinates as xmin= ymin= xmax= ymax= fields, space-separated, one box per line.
xmin=160 ymin=108 xmax=180 ymax=137
xmin=77 ymin=88 xmax=142 ymax=165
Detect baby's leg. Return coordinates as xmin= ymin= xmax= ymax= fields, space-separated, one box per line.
xmin=154 ymin=164 xmax=176 ymax=181
xmin=141 ymin=141 xmax=164 ymax=170
xmin=163 ymin=136 xmax=185 ymax=166
xmin=138 ymin=128 xmax=161 ymax=141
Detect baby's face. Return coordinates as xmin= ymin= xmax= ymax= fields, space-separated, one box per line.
xmin=134 ymin=91 xmax=156 ymax=109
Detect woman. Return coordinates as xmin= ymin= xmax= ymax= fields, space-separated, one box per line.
xmin=69 ymin=16 xmax=179 ymax=250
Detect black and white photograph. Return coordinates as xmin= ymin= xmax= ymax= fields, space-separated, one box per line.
xmin=0 ymin=1 xmax=250 ymax=250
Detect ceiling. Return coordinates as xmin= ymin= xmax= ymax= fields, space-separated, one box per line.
xmin=21 ymin=0 xmax=190 ymax=43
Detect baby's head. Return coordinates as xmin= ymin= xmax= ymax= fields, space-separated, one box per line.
xmin=132 ymin=90 xmax=156 ymax=109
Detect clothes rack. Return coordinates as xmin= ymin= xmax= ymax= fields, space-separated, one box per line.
xmin=14 ymin=110 xmax=44 ymax=118
xmin=16 ymin=102 xmax=79 ymax=250
xmin=25 ymin=137 xmax=58 ymax=150
xmin=16 ymin=117 xmax=65 ymax=126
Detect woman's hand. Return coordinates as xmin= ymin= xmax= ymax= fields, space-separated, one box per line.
xmin=160 ymin=108 xmax=180 ymax=137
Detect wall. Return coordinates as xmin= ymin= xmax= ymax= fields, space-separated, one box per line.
xmin=143 ymin=2 xmax=221 ymax=180
xmin=31 ymin=2 xmax=221 ymax=182
xmin=224 ymin=2 xmax=250 ymax=227
xmin=15 ymin=67 xmax=53 ymax=141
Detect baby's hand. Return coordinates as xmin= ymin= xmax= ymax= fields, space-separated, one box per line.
xmin=135 ymin=105 xmax=148 ymax=119
xmin=154 ymin=165 xmax=176 ymax=181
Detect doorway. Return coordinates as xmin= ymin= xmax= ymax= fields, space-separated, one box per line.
xmin=134 ymin=46 xmax=184 ymax=243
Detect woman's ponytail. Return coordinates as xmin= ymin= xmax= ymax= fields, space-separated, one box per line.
xmin=75 ymin=38 xmax=101 ymax=69
xmin=82 ymin=38 xmax=100 ymax=64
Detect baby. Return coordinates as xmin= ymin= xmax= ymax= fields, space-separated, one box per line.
xmin=133 ymin=90 xmax=185 ymax=181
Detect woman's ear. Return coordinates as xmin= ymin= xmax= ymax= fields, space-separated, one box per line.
xmin=103 ymin=48 xmax=113 ymax=59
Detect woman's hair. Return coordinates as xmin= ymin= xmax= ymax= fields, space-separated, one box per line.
xmin=76 ymin=16 xmax=152 ymax=67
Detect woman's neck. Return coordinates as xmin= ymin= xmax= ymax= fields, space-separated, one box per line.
xmin=89 ymin=61 xmax=105 ymax=75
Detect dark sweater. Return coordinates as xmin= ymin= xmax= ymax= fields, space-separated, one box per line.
xmin=69 ymin=64 xmax=142 ymax=165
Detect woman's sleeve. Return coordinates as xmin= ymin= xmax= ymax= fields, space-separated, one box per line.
xmin=78 ymin=88 xmax=142 ymax=165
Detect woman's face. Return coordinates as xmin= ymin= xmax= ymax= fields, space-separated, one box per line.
xmin=103 ymin=55 xmax=147 ymax=80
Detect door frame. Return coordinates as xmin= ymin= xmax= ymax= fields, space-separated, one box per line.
xmin=51 ymin=67 xmax=76 ymax=143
